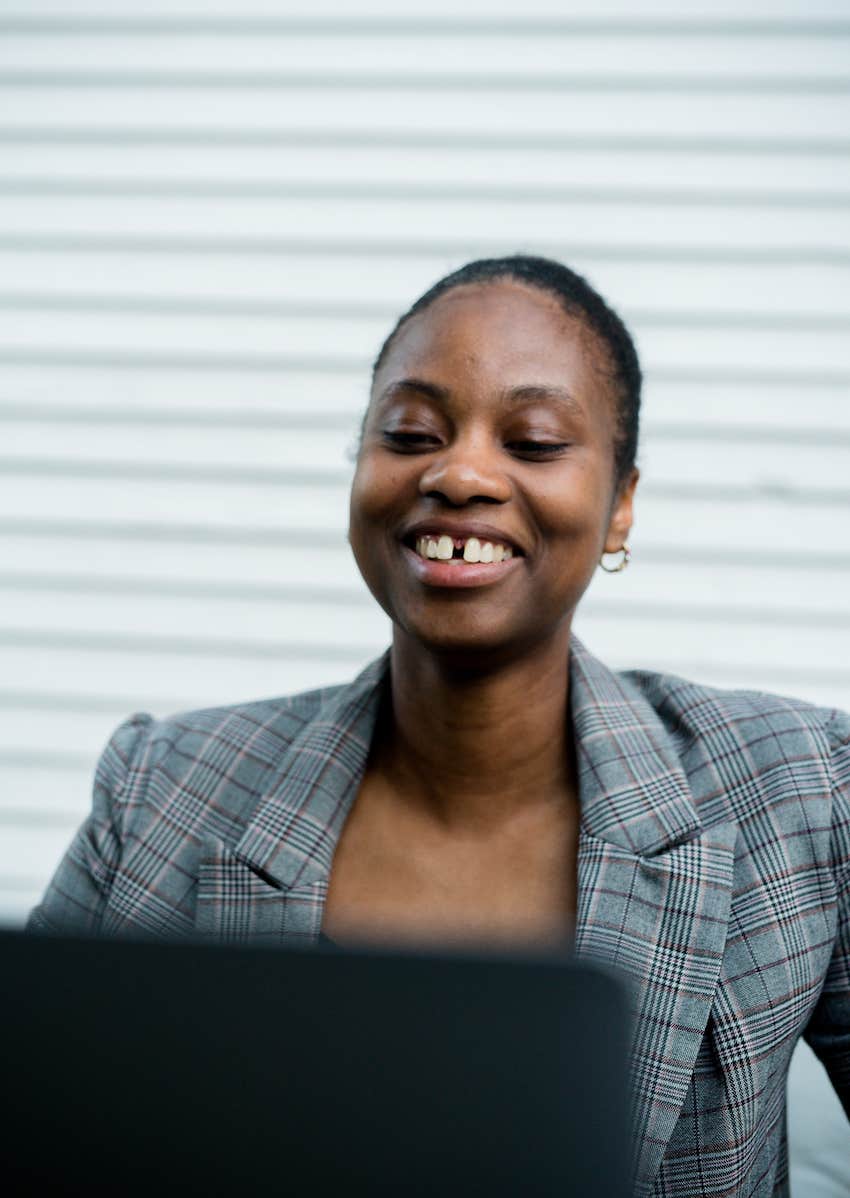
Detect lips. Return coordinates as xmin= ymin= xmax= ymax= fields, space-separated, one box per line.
xmin=401 ymin=541 xmax=523 ymax=590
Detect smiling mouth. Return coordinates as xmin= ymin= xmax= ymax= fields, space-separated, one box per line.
xmin=410 ymin=534 xmax=516 ymax=564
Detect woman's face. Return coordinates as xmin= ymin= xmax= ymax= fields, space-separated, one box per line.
xmin=348 ymin=279 xmax=638 ymax=659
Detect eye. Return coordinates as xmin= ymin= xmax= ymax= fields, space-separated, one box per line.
xmin=381 ymin=431 xmax=441 ymax=451
xmin=507 ymin=440 xmax=569 ymax=458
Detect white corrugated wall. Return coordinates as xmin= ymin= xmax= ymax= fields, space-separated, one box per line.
xmin=2 ymin=0 xmax=850 ymax=1185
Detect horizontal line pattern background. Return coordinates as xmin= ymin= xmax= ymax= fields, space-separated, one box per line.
xmin=1 ymin=1 xmax=849 ymax=939
xmin=5 ymin=1 xmax=850 ymax=1179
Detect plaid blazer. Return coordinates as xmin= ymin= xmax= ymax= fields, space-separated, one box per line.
xmin=28 ymin=637 xmax=850 ymax=1197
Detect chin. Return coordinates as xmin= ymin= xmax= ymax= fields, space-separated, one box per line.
xmin=392 ymin=615 xmax=560 ymax=671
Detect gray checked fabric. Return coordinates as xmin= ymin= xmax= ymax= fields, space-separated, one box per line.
xmin=28 ymin=637 xmax=850 ymax=1197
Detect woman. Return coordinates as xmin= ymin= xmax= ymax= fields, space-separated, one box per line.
xmin=28 ymin=255 xmax=849 ymax=1195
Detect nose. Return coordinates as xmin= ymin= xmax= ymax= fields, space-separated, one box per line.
xmin=417 ymin=430 xmax=512 ymax=506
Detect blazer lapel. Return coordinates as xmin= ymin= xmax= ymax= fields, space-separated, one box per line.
xmin=195 ymin=839 xmax=329 ymax=943
xmin=194 ymin=651 xmax=389 ymax=944
xmin=569 ymin=638 xmax=737 ymax=1197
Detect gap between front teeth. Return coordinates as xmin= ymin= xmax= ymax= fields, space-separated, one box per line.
xmin=414 ymin=535 xmax=513 ymax=563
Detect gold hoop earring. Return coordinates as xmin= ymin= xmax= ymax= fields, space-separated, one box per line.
xmin=599 ymin=544 xmax=631 ymax=573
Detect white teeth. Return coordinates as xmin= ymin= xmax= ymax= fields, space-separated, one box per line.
xmin=412 ymin=534 xmax=515 ymax=563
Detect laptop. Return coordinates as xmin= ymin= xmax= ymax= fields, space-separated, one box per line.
xmin=0 ymin=929 xmax=632 ymax=1196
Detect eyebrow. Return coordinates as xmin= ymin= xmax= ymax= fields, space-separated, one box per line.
xmin=374 ymin=378 xmax=449 ymax=407
xmin=374 ymin=378 xmax=584 ymax=415
xmin=503 ymin=384 xmax=583 ymax=415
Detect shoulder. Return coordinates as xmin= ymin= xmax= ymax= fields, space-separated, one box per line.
xmin=96 ymin=678 xmax=354 ymax=829
xmin=143 ymin=681 xmax=345 ymax=760
xmin=618 ymin=666 xmax=849 ymax=835
xmin=621 ymin=665 xmax=843 ymax=753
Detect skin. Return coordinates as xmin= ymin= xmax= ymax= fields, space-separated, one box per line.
xmin=323 ymin=279 xmax=638 ymax=949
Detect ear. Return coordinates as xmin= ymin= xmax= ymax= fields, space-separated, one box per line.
xmin=603 ymin=467 xmax=639 ymax=554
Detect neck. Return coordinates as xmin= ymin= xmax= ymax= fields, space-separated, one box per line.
xmin=378 ymin=626 xmax=576 ymax=829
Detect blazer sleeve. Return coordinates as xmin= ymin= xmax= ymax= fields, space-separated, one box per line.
xmin=803 ymin=710 xmax=850 ymax=1119
xmin=25 ymin=713 xmax=154 ymax=936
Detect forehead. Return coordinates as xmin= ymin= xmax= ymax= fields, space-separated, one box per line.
xmin=374 ymin=279 xmax=604 ymax=400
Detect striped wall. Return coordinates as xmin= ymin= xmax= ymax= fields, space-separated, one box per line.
xmin=1 ymin=2 xmax=849 ymax=930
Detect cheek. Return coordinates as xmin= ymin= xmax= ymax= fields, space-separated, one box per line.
xmin=349 ymin=454 xmax=408 ymax=526
xmin=534 ymin=462 xmax=611 ymax=541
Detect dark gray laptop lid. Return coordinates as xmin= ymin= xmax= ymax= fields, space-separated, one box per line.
xmin=1 ymin=930 xmax=632 ymax=1197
